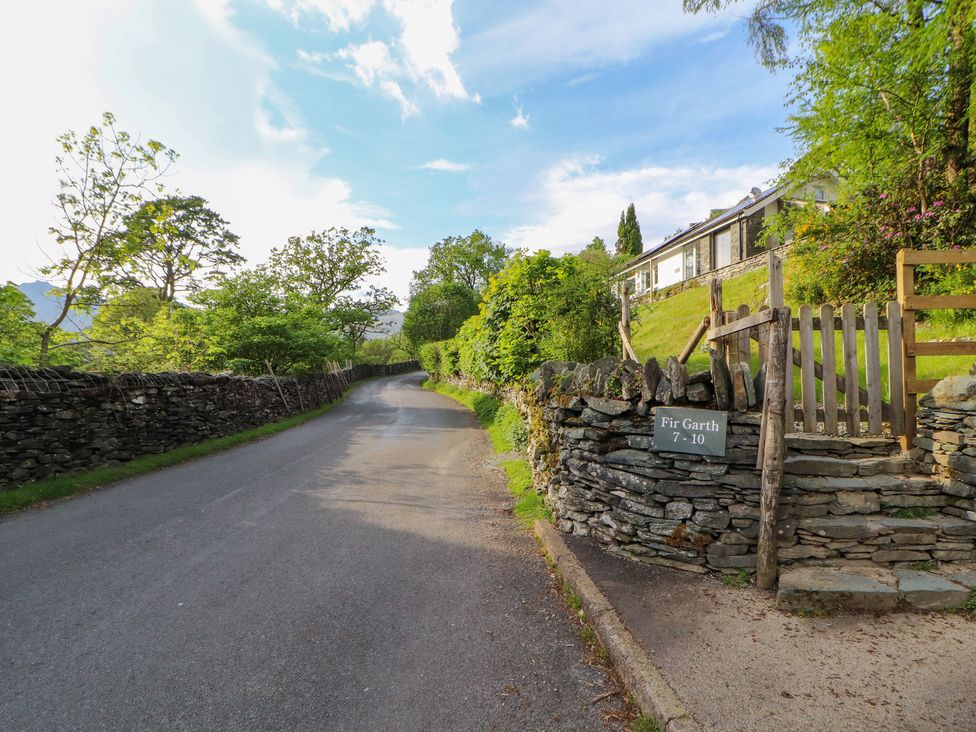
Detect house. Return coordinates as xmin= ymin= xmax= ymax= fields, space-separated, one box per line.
xmin=617 ymin=179 xmax=836 ymax=298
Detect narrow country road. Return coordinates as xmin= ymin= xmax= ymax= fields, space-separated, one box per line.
xmin=0 ymin=373 xmax=613 ymax=731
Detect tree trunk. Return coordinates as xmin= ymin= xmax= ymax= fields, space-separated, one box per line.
xmin=39 ymin=329 xmax=52 ymax=368
xmin=945 ymin=0 xmax=974 ymax=191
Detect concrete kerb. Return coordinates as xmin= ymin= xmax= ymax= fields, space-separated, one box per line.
xmin=534 ymin=520 xmax=701 ymax=732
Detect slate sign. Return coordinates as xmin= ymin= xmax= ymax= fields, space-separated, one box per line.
xmin=652 ymin=407 xmax=727 ymax=457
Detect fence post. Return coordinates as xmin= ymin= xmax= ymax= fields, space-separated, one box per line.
xmin=621 ymin=280 xmax=632 ymax=361
xmin=820 ymin=304 xmax=838 ymax=435
xmin=757 ymin=305 xmax=789 ymax=591
xmin=896 ymin=250 xmax=916 ymax=450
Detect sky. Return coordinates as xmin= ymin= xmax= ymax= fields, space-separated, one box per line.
xmin=0 ymin=0 xmax=794 ymax=306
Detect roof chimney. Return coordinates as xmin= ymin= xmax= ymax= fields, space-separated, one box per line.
xmin=750 ymin=186 xmax=762 ymax=200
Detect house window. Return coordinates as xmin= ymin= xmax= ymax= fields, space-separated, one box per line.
xmin=652 ymin=264 xmax=658 ymax=285
xmin=714 ymin=229 xmax=732 ymax=269
xmin=813 ymin=185 xmax=826 ymax=202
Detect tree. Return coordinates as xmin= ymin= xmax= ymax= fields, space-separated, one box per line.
xmin=332 ymin=287 xmax=400 ymax=348
xmin=223 ymin=313 xmax=346 ymax=375
xmin=269 ymin=227 xmax=388 ymax=308
xmin=119 ymin=195 xmax=242 ymax=301
xmin=85 ymin=288 xmax=166 ymax=371
xmin=685 ymin=1 xmax=976 ymax=300
xmin=410 ymin=230 xmax=509 ymax=296
xmin=0 ymin=284 xmax=39 ymax=365
xmin=38 ymin=112 xmax=176 ymax=365
xmin=453 ymin=250 xmax=620 ymax=383
xmin=586 ymin=236 xmax=608 ymax=254
xmin=615 ymin=203 xmax=643 ymax=257
xmin=402 ymin=280 xmax=480 ymax=348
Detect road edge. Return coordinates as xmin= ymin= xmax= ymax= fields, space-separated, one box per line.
xmin=534 ymin=519 xmax=702 ymax=732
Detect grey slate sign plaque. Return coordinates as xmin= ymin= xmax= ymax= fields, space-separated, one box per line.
xmin=652 ymin=407 xmax=727 ymax=457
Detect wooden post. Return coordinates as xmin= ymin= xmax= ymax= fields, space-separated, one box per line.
xmin=897 ymin=250 xmax=916 ymax=450
xmin=798 ymin=304 xmax=817 ymax=432
xmin=709 ymin=279 xmax=723 ymax=344
xmin=841 ymin=303 xmax=860 ymax=436
xmin=886 ymin=300 xmax=905 ymax=437
xmin=678 ymin=316 xmax=710 ymax=364
xmin=863 ymin=302 xmax=883 ymax=434
xmin=757 ymin=305 xmax=789 ymax=591
xmin=820 ymin=304 xmax=838 ymax=435
xmin=621 ymin=280 xmax=632 ymax=361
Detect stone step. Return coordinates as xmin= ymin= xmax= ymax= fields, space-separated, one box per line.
xmin=784 ymin=454 xmax=918 ymax=479
xmin=785 ymin=433 xmax=901 ymax=456
xmin=777 ymin=565 xmax=974 ymax=613
xmin=795 ymin=513 xmax=976 ymax=540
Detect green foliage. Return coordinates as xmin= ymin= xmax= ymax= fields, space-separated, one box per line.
xmin=893 ymin=507 xmax=936 ymax=520
xmin=402 ymin=280 xmax=479 ymax=348
xmin=356 ymin=336 xmax=412 ymax=365
xmin=721 ymin=569 xmax=751 ymax=588
xmin=223 ymin=313 xmax=346 ymax=375
xmin=118 ymin=195 xmax=242 ymax=301
xmin=0 ymin=283 xmax=39 ymax=365
xmin=633 ymin=716 xmax=663 ymax=732
xmin=410 ymin=229 xmax=509 ymax=296
xmin=689 ymin=1 xmax=976 ymax=303
xmin=450 ymin=250 xmax=619 ymax=384
xmin=615 ymin=202 xmax=643 ymax=258
xmin=39 ymin=112 xmax=177 ymax=364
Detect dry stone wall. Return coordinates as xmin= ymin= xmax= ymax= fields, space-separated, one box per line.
xmin=528 ymin=359 xmax=976 ymax=574
xmin=0 ymin=362 xmax=418 ymax=489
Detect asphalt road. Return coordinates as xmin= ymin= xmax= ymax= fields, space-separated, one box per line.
xmin=0 ymin=372 xmax=612 ymax=731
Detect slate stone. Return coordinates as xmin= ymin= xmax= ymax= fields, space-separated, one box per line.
xmin=694 ymin=510 xmax=731 ymax=529
xmin=784 ymin=455 xmax=859 ymax=477
xmin=641 ymin=358 xmax=663 ymax=403
xmin=709 ymin=348 xmax=732 ymax=411
xmin=895 ymin=570 xmax=971 ymax=610
xmin=665 ymin=501 xmax=694 ymax=520
xmin=707 ymin=554 xmax=757 ymax=568
xmin=583 ymin=396 xmax=632 ymax=417
xmin=776 ymin=566 xmax=899 ymax=613
xmin=921 ymin=374 xmax=976 ymax=411
xmin=871 ymin=550 xmax=931 ymax=563
xmin=666 ymin=356 xmax=688 ymax=400
xmin=654 ymin=375 xmax=674 ymax=406
xmin=799 ymin=516 xmax=872 ymax=539
xmin=686 ymin=382 xmax=711 ymax=403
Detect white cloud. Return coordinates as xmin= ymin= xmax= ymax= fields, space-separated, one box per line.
xmin=287 ymin=0 xmax=474 ymax=115
xmin=698 ymin=29 xmax=730 ymax=44
xmin=264 ymin=0 xmax=374 ymax=31
xmin=384 ymin=0 xmax=470 ymax=101
xmin=0 ymin=0 xmax=403 ymax=297
xmin=420 ymin=158 xmax=470 ymax=172
xmin=460 ymin=1 xmax=741 ymax=91
xmin=505 ymin=155 xmax=780 ymax=255
xmin=510 ymin=97 xmax=529 ymax=129
xmin=366 ymin=245 xmax=429 ymax=304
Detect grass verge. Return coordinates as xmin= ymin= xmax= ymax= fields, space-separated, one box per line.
xmin=424 ymin=379 xmax=547 ymax=525
xmin=0 ymin=381 xmax=363 ymax=516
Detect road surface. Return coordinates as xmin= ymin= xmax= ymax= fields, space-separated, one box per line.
xmin=0 ymin=373 xmax=613 ymax=731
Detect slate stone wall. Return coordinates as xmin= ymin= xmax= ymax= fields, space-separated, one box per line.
xmin=912 ymin=369 xmax=976 ymax=534
xmin=522 ymin=359 xmax=976 ymax=574
xmin=0 ymin=362 xmax=419 ymax=489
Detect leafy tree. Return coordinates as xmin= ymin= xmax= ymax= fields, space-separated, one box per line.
xmin=357 ymin=335 xmax=412 ymax=365
xmin=38 ymin=112 xmax=176 ymax=365
xmin=85 ymin=288 xmax=166 ymax=371
xmin=269 ymin=227 xmax=388 ymax=308
xmin=223 ymin=313 xmax=346 ymax=375
xmin=410 ymin=229 xmax=509 ymax=296
xmin=402 ymin=280 xmax=480 ymax=349
xmin=0 ymin=284 xmax=39 ymax=365
xmin=119 ymin=195 xmax=242 ymax=301
xmin=686 ymin=1 xmax=976 ymax=301
xmin=615 ymin=203 xmax=643 ymax=257
xmin=587 ymin=236 xmax=608 ymax=254
xmin=453 ymin=250 xmax=620 ymax=383
xmin=332 ymin=288 xmax=400 ymax=348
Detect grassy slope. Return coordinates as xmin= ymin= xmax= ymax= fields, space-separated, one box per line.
xmin=630 ymin=267 xmax=974 ymax=399
xmin=423 ymin=380 xmax=550 ymax=524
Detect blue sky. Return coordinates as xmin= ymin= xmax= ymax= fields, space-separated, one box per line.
xmin=0 ymin=0 xmax=794 ymax=303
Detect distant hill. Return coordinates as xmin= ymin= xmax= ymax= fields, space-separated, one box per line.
xmin=367 ymin=310 xmax=404 ymax=340
xmin=17 ymin=281 xmax=93 ymax=332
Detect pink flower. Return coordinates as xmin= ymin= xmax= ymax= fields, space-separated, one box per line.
xmin=819 ymin=244 xmax=829 ymax=251
xmin=880 ymin=193 xmax=889 ymax=199
xmin=907 ymin=206 xmax=917 ymax=213
xmin=933 ymin=200 xmax=944 ymax=207
xmin=912 ymin=213 xmax=922 ymax=221
xmin=953 ymin=244 xmax=962 ymax=249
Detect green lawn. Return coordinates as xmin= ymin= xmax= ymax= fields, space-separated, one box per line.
xmin=630 ymin=267 xmax=974 ymax=399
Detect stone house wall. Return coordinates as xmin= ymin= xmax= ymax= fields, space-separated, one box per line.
xmin=0 ymin=361 xmax=419 ymax=489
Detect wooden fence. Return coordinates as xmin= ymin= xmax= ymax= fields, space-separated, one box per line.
xmin=897 ymin=248 xmax=976 ymax=448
